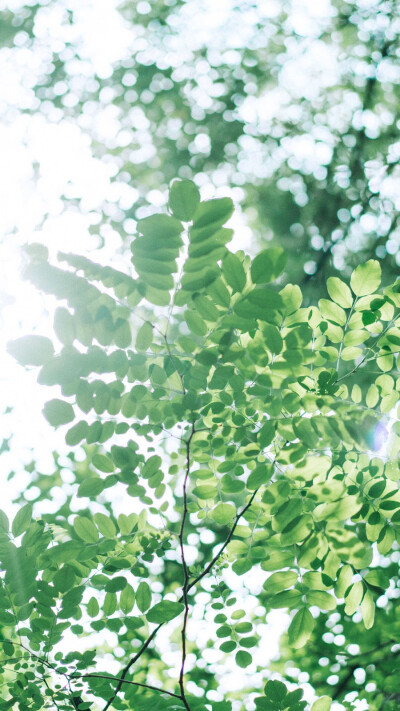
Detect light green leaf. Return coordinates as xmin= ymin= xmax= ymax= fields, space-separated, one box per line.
xmin=311 ymin=697 xmax=332 ymax=711
xmin=269 ymin=589 xmax=302 ymax=609
xmin=94 ymin=513 xmax=116 ymax=538
xmin=361 ymin=588 xmax=375 ymax=629
xmin=54 ymin=307 xmax=75 ymax=345
xmin=137 ymin=213 xmax=183 ymax=238
xmin=344 ymin=580 xmax=364 ymax=615
xmin=135 ymin=322 xmax=153 ymax=351
xmin=305 ymin=590 xmax=336 ymax=610
xmin=73 ymin=516 xmax=99 ymax=543
xmin=279 ymin=514 xmax=313 ymax=546
xmin=77 ymin=478 xmax=105 ymax=498
xmin=350 ymin=259 xmax=381 ymax=296
xmin=136 ymin=582 xmax=152 ymax=613
xmin=0 ymin=509 xmax=9 ymax=533
xmin=87 ymin=597 xmax=99 ymax=618
xmin=43 ymin=399 xmax=75 ymax=427
xmin=327 ymin=277 xmax=353 ymax=308
xmin=142 ymin=455 xmax=162 ymax=479
xmin=263 ymin=571 xmax=298 ymax=595
xmin=211 ymin=503 xmax=236 ymax=525
xmin=146 ymin=600 xmax=184 ymax=623
xmin=193 ymin=197 xmax=234 ymax=229
xmin=185 ymin=310 xmax=208 ymax=336
xmin=288 ymin=607 xmax=315 ymax=649
xmin=319 ymin=299 xmax=347 ymax=325
xmin=222 ymin=253 xmax=246 ymax=293
xmin=66 ymin=420 xmax=88 ymax=445
xmin=12 ymin=504 xmax=33 ymax=537
xmin=258 ymin=420 xmax=275 ymax=449
xmin=7 ymin=335 xmax=54 ymax=366
xmin=92 ymin=454 xmax=114 ymax=473
xmin=279 ymin=283 xmax=302 ymax=315
xmin=120 ymin=584 xmax=136 ymax=615
xmin=250 ymin=248 xmax=286 ymax=284
xmin=192 ymin=484 xmax=218 ymax=500
xmin=169 ymin=179 xmax=200 ymax=221
xmin=103 ymin=591 xmax=117 ymax=616
xmin=263 ymin=324 xmax=283 ymax=354
xmin=117 ymin=513 xmax=137 ymax=535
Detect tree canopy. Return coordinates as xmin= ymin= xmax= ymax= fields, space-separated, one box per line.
xmin=1 ymin=2 xmax=400 ymax=711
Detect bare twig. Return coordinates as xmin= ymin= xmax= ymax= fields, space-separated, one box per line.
xmin=178 ymin=423 xmax=196 ymax=711
xmin=79 ymin=673 xmax=182 ymax=699
xmin=187 ymin=486 xmax=260 ymax=593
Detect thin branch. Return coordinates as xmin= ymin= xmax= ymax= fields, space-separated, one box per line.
xmin=103 ymin=446 xmax=270 ymax=710
xmin=101 ymin=625 xmax=163 ymax=711
xmin=79 ymin=673 xmax=182 ymax=699
xmin=178 ymin=423 xmax=196 ymax=711
xmin=187 ymin=485 xmax=260 ymax=593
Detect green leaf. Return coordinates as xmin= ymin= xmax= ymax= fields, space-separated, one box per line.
xmin=54 ymin=307 xmax=75 ymax=345
xmin=311 ymin=697 xmax=332 ymax=711
xmin=136 ymin=581 xmax=152 ymax=612
xmin=326 ymin=277 xmax=353 ymax=308
xmin=77 ymin=478 xmax=106 ymax=498
xmin=263 ymin=324 xmax=283 ymax=354
xmin=318 ymin=299 xmax=347 ymax=326
xmin=211 ymin=503 xmax=236 ymax=525
xmin=7 ymin=335 xmax=54 ymax=366
xmin=192 ymin=484 xmax=218 ymax=500
xmin=137 ymin=213 xmax=183 ymax=239
xmin=92 ymin=454 xmax=115 ymax=473
xmin=87 ymin=597 xmax=99 ymax=618
xmin=235 ymin=650 xmax=252 ymax=668
xmin=12 ymin=504 xmax=33 ymax=537
xmin=193 ymin=197 xmax=234 ymax=229
xmin=169 ymin=179 xmax=200 ymax=221
xmin=288 ymin=608 xmax=315 ymax=649
xmin=258 ymin=420 xmax=275 ymax=448
xmin=73 ymin=516 xmax=99 ymax=543
xmin=43 ymin=399 xmax=75 ymax=426
xmin=185 ymin=310 xmax=208 ymax=336
xmin=361 ymin=588 xmax=375 ymax=629
xmin=263 ymin=571 xmax=298 ymax=595
xmin=120 ymin=584 xmax=136 ymax=615
xmin=94 ymin=513 xmax=116 ymax=538
xmin=344 ymin=581 xmax=364 ymax=615
xmin=135 ymin=322 xmax=153 ymax=351
xmin=222 ymin=253 xmax=246 ymax=293
xmin=250 ymin=248 xmax=287 ymax=284
xmin=350 ymin=259 xmax=381 ymax=296
xmin=0 ymin=509 xmax=9 ymax=533
xmin=146 ymin=600 xmax=184 ymax=623
xmin=66 ymin=420 xmax=88 ymax=445
xmin=142 ymin=455 xmax=162 ymax=479
xmin=264 ymin=680 xmax=287 ymax=702
xmin=305 ymin=591 xmax=336 ymax=610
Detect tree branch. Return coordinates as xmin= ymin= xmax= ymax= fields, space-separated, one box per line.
xmin=177 ymin=423 xmax=196 ymax=711
xmin=79 ymin=673 xmax=182 ymax=700
xmin=187 ymin=486 xmax=261 ymax=593
xmin=103 ymin=443 xmax=267 ymax=710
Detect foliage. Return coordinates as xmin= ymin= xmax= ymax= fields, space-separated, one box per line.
xmin=3 ymin=178 xmax=400 ymax=710
xmin=1 ymin=0 xmax=399 ymax=290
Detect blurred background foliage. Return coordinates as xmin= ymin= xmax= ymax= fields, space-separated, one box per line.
xmin=1 ymin=0 xmax=399 ymax=294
